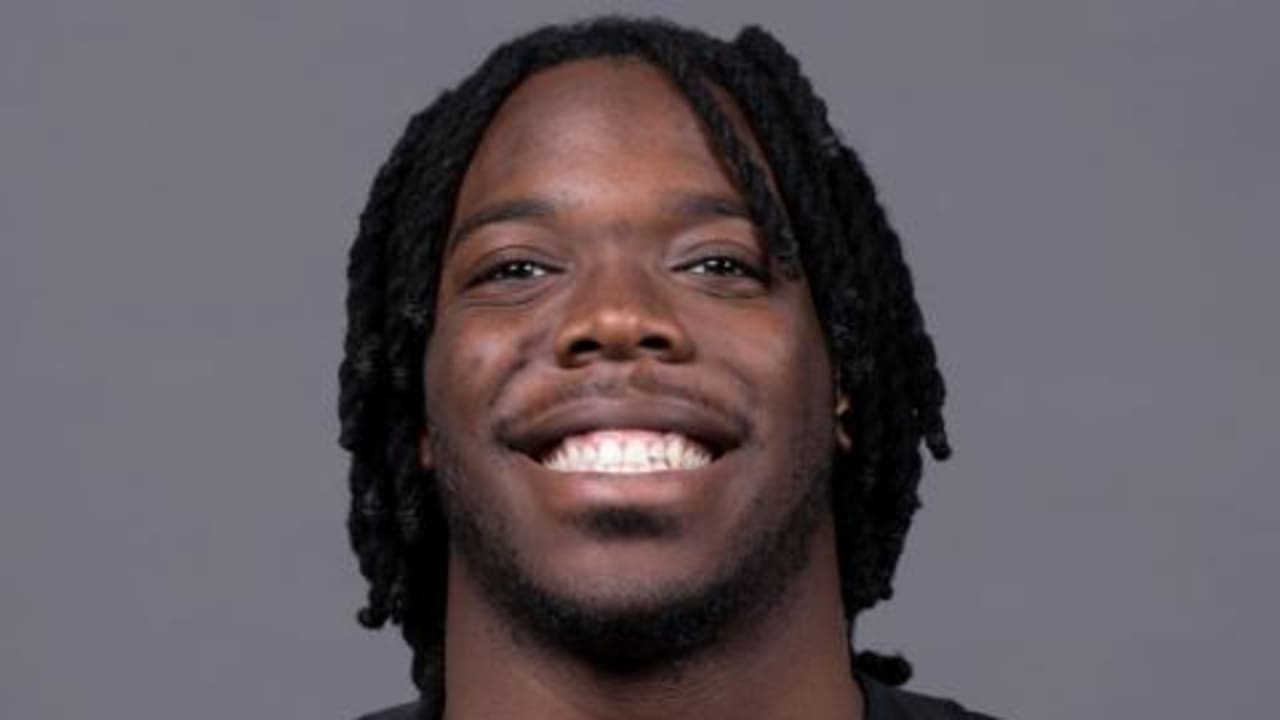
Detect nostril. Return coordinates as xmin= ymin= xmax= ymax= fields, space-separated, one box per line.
xmin=567 ymin=338 xmax=602 ymax=357
xmin=638 ymin=335 xmax=671 ymax=352
xmin=554 ymin=307 xmax=693 ymax=366
xmin=562 ymin=335 xmax=671 ymax=363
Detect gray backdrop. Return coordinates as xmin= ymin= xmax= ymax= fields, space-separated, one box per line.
xmin=3 ymin=1 xmax=1276 ymax=718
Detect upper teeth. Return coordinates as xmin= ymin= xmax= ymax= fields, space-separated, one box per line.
xmin=541 ymin=430 xmax=713 ymax=474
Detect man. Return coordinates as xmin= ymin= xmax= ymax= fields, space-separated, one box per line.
xmin=339 ymin=16 xmax=995 ymax=720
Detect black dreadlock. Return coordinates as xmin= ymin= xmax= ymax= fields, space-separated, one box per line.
xmin=338 ymin=16 xmax=949 ymax=695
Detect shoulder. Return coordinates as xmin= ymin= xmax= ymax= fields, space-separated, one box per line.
xmin=354 ymin=699 xmax=431 ymax=720
xmin=861 ymin=674 xmax=1003 ymax=720
xmin=356 ymin=680 xmax=1001 ymax=720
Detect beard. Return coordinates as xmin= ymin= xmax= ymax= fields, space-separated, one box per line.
xmin=432 ymin=431 xmax=832 ymax=675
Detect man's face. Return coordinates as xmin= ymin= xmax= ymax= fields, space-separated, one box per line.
xmin=422 ymin=59 xmax=837 ymax=658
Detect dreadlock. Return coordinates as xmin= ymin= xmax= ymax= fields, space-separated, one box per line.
xmin=338 ymin=16 xmax=949 ymax=696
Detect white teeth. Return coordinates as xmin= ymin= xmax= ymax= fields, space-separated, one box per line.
xmin=623 ymin=441 xmax=646 ymax=466
xmin=540 ymin=430 xmax=714 ymax=474
xmin=665 ymin=440 xmax=682 ymax=468
xmin=599 ymin=437 xmax=621 ymax=464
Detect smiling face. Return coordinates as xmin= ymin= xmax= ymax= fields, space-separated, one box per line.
xmin=422 ymin=58 xmax=838 ymax=664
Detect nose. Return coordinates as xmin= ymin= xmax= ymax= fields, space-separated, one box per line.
xmin=553 ymin=265 xmax=695 ymax=367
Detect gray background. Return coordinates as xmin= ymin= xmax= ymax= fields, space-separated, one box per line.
xmin=2 ymin=1 xmax=1276 ymax=718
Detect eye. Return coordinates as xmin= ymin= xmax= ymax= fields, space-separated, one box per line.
xmin=681 ymin=255 xmax=768 ymax=282
xmin=467 ymin=258 xmax=555 ymax=288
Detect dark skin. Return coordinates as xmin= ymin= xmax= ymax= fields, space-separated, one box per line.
xmin=420 ymin=59 xmax=862 ymax=720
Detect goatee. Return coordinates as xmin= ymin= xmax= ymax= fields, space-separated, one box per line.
xmin=434 ymin=436 xmax=832 ymax=675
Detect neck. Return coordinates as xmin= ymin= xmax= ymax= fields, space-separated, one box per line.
xmin=441 ymin=518 xmax=863 ymax=720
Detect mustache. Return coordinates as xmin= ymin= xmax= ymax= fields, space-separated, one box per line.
xmin=492 ymin=369 xmax=752 ymax=441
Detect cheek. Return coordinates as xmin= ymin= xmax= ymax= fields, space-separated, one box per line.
xmin=717 ymin=305 xmax=830 ymax=392
xmin=424 ymin=316 xmax=526 ymax=427
xmin=721 ymin=302 xmax=833 ymax=450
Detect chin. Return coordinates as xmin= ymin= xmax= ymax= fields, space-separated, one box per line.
xmin=539 ymin=560 xmax=723 ymax=619
xmin=507 ymin=562 xmax=754 ymax=673
xmin=444 ymin=472 xmax=831 ymax=676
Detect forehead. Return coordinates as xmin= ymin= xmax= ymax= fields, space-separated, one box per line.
xmin=474 ymin=58 xmax=704 ymax=158
xmin=450 ymin=58 xmax=770 ymax=223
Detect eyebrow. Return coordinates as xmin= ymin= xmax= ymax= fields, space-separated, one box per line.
xmin=448 ymin=197 xmax=558 ymax=253
xmin=665 ymin=191 xmax=752 ymax=222
xmin=445 ymin=190 xmax=754 ymax=254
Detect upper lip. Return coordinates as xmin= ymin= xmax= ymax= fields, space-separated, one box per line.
xmin=502 ymin=396 xmax=745 ymax=462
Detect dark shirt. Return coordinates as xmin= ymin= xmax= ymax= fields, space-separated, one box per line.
xmin=357 ymin=674 xmax=1000 ymax=719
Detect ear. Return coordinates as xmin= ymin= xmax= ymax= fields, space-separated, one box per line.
xmin=419 ymin=430 xmax=435 ymax=472
xmin=835 ymin=393 xmax=854 ymax=453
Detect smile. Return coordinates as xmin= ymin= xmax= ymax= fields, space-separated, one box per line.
xmin=540 ymin=429 xmax=714 ymax=474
